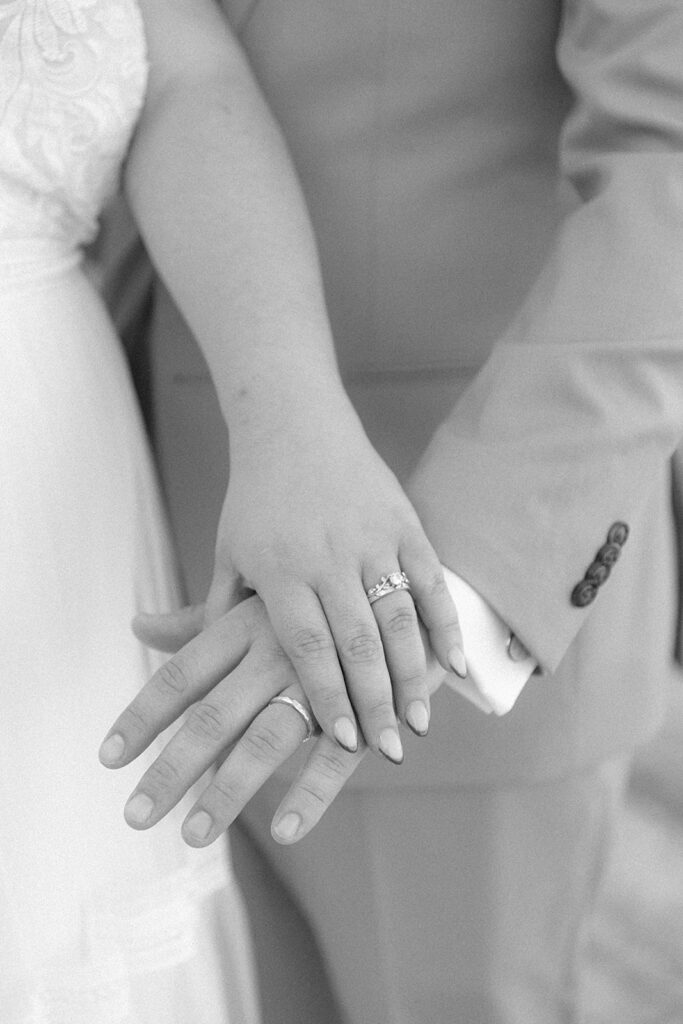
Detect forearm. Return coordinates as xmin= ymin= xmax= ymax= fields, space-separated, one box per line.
xmin=124 ymin=57 xmax=349 ymax=456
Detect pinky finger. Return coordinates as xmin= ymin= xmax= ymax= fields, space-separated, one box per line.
xmin=271 ymin=735 xmax=366 ymax=845
xmin=401 ymin=540 xmax=467 ymax=679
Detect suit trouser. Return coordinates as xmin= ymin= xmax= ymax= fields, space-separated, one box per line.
xmin=233 ymin=760 xmax=627 ymax=1024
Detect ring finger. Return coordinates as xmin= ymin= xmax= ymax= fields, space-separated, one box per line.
xmin=319 ymin=573 xmax=402 ymax=765
xmin=181 ymin=684 xmax=319 ymax=847
xmin=365 ymin=565 xmax=429 ymax=736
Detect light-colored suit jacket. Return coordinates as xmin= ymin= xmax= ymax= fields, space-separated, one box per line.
xmin=139 ymin=0 xmax=683 ymax=788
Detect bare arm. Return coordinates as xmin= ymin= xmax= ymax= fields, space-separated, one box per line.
xmin=130 ymin=1 xmax=349 ymax=432
xmin=126 ymin=0 xmax=464 ymax=760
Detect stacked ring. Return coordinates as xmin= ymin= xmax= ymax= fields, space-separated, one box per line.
xmin=366 ymin=571 xmax=411 ymax=605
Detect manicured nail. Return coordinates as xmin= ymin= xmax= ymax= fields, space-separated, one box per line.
xmin=184 ymin=810 xmax=213 ymax=843
xmin=124 ymin=792 xmax=154 ymax=826
xmin=273 ymin=812 xmax=302 ymax=842
xmin=448 ymin=646 xmax=468 ymax=679
xmin=333 ymin=716 xmax=358 ymax=752
xmin=378 ymin=728 xmax=404 ymax=765
xmin=99 ymin=733 xmax=125 ymax=766
xmin=405 ymin=701 xmax=430 ymax=736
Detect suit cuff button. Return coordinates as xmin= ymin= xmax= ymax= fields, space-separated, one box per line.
xmin=607 ymin=521 xmax=629 ymax=546
xmin=596 ymin=542 xmax=621 ymax=566
xmin=571 ymin=580 xmax=598 ymax=608
xmin=585 ymin=560 xmax=610 ymax=586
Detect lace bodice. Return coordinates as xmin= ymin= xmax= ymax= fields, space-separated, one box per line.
xmin=0 ymin=0 xmax=147 ymax=283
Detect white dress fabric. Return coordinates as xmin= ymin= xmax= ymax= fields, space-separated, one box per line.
xmin=0 ymin=4 xmax=260 ymax=1023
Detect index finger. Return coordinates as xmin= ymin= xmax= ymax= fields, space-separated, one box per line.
xmin=98 ymin=603 xmax=257 ymax=768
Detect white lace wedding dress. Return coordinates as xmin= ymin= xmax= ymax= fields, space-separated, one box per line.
xmin=0 ymin=3 xmax=260 ymax=1023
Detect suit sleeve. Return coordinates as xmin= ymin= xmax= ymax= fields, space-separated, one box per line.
xmin=409 ymin=0 xmax=683 ymax=673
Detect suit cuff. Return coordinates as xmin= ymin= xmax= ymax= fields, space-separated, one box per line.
xmin=441 ymin=566 xmax=537 ymax=715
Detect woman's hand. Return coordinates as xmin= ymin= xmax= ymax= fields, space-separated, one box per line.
xmin=208 ymin=400 xmax=466 ymax=765
xmin=127 ymin=1 xmax=464 ymax=763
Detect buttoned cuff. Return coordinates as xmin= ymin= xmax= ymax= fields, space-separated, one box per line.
xmin=441 ymin=566 xmax=537 ymax=715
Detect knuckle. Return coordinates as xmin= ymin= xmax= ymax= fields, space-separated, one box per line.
xmin=153 ymin=657 xmax=191 ymax=697
xmin=295 ymin=781 xmax=328 ymax=809
xmin=313 ymin=747 xmax=349 ymax=781
xmin=185 ymin=701 xmax=226 ymax=744
xmin=288 ymin=626 xmax=335 ymax=663
xmin=119 ymin=702 xmax=150 ymax=738
xmin=393 ymin=667 xmax=427 ymax=691
xmin=341 ymin=629 xmax=382 ymax=664
xmin=242 ymin=722 xmax=287 ymax=762
xmin=383 ymin=606 xmax=417 ymax=637
xmin=423 ymin=570 xmax=449 ymax=600
xmin=144 ymin=756 xmax=182 ymax=793
xmin=208 ymin=773 xmax=241 ymax=810
xmin=437 ymin=614 xmax=461 ymax=634
xmin=364 ymin=694 xmax=396 ymax=717
xmin=310 ymin=681 xmax=345 ymax=710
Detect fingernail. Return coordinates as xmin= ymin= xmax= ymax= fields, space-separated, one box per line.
xmin=273 ymin=812 xmax=302 ymax=842
xmin=507 ymin=632 xmax=530 ymax=663
xmin=448 ymin=646 xmax=468 ymax=679
xmin=333 ymin=716 xmax=358 ymax=752
xmin=99 ymin=733 xmax=125 ymax=766
xmin=124 ymin=792 xmax=154 ymax=826
xmin=184 ymin=809 xmax=213 ymax=843
xmin=378 ymin=728 xmax=404 ymax=765
xmin=405 ymin=701 xmax=430 ymax=736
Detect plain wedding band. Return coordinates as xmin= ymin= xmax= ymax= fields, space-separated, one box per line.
xmin=268 ymin=694 xmax=317 ymax=742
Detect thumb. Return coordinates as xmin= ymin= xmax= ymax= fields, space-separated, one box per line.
xmin=132 ymin=604 xmax=206 ymax=653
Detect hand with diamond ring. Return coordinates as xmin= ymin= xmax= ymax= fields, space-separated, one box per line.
xmin=204 ymin=395 xmax=466 ymax=767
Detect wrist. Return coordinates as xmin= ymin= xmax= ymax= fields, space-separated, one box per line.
xmin=226 ymin=374 xmax=361 ymax=464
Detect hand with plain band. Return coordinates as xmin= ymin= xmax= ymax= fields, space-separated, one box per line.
xmin=98 ymin=598 xmax=366 ymax=846
xmin=207 ymin=405 xmax=467 ymax=764
xmin=182 ymin=683 xmax=348 ymax=849
xmin=268 ymin=693 xmax=318 ymax=742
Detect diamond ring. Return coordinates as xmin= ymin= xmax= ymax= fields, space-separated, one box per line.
xmin=366 ymin=571 xmax=411 ymax=605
